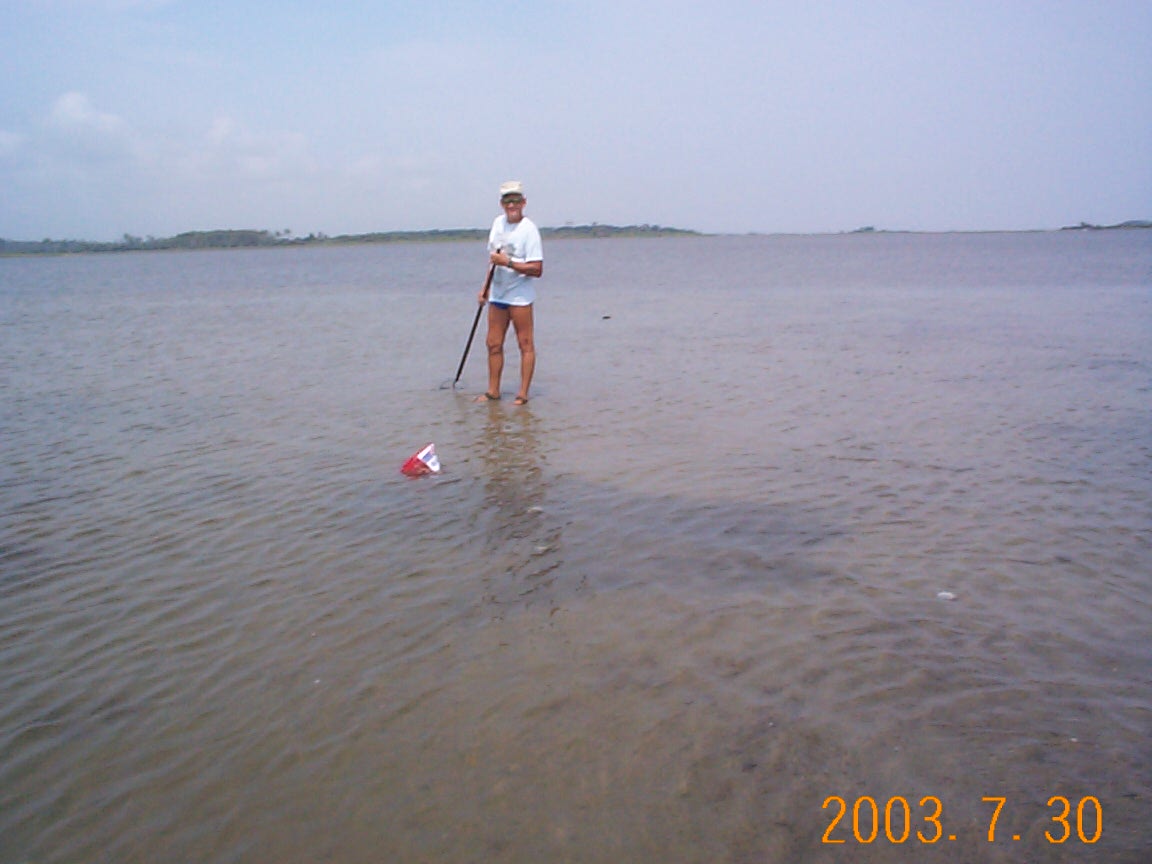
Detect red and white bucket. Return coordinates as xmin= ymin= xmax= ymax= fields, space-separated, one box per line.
xmin=401 ymin=443 xmax=441 ymax=476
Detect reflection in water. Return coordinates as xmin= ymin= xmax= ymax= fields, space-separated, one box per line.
xmin=473 ymin=403 xmax=568 ymax=614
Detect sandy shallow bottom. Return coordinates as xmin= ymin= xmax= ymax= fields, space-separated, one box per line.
xmin=2 ymin=232 xmax=1149 ymax=862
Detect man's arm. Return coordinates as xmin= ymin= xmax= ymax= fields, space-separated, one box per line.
xmin=491 ymin=249 xmax=543 ymax=277
xmin=508 ymin=258 xmax=543 ymax=278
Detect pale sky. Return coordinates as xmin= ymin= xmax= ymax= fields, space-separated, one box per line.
xmin=2 ymin=0 xmax=1150 ymax=239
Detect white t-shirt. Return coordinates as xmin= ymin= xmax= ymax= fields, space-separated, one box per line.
xmin=488 ymin=215 xmax=543 ymax=306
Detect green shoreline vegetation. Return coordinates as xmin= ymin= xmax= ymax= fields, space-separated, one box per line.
xmin=3 ymin=220 xmax=1149 ymax=256
xmin=0 ymin=224 xmax=699 ymax=256
xmin=847 ymin=221 xmax=1152 ymax=235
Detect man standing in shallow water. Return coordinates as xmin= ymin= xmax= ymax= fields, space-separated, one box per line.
xmin=475 ymin=180 xmax=543 ymax=406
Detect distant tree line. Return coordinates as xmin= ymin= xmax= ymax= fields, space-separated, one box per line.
xmin=0 ymin=230 xmax=282 ymax=255
xmin=544 ymin=224 xmax=697 ymax=239
xmin=1059 ymin=220 xmax=1152 ymax=231
xmin=0 ymin=224 xmax=700 ymax=256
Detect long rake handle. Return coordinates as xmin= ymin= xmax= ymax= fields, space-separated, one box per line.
xmin=453 ymin=263 xmax=496 ymax=386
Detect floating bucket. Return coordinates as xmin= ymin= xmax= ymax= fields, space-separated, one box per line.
xmin=401 ymin=443 xmax=441 ymax=476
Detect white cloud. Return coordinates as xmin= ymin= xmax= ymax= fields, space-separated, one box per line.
xmin=188 ymin=114 xmax=317 ymax=183
xmin=0 ymin=130 xmax=23 ymax=158
xmin=49 ymin=91 xmax=127 ymax=136
xmin=43 ymin=91 xmax=146 ymax=169
xmin=1 ymin=92 xmax=337 ymax=236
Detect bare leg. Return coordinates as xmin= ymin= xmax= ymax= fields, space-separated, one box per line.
xmin=509 ymin=304 xmax=535 ymax=403
xmin=479 ymin=303 xmax=511 ymax=400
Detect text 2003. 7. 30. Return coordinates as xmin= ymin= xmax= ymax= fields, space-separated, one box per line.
xmin=822 ymin=795 xmax=1102 ymax=845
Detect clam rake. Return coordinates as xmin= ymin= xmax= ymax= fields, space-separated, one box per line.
xmin=442 ymin=262 xmax=495 ymax=390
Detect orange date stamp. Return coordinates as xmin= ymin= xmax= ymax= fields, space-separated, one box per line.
xmin=822 ymin=795 xmax=1102 ymax=845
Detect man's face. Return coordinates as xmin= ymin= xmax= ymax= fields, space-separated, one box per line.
xmin=501 ymin=195 xmax=525 ymax=221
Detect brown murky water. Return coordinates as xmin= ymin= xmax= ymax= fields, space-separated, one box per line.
xmin=2 ymin=231 xmax=1149 ymax=862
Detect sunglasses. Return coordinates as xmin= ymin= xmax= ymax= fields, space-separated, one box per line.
xmin=501 ymin=196 xmax=524 ymax=205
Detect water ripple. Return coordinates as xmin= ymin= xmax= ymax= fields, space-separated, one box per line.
xmin=2 ymin=234 xmax=1149 ymax=862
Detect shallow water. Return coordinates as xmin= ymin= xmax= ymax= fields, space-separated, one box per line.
xmin=1 ymin=231 xmax=1150 ymax=862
